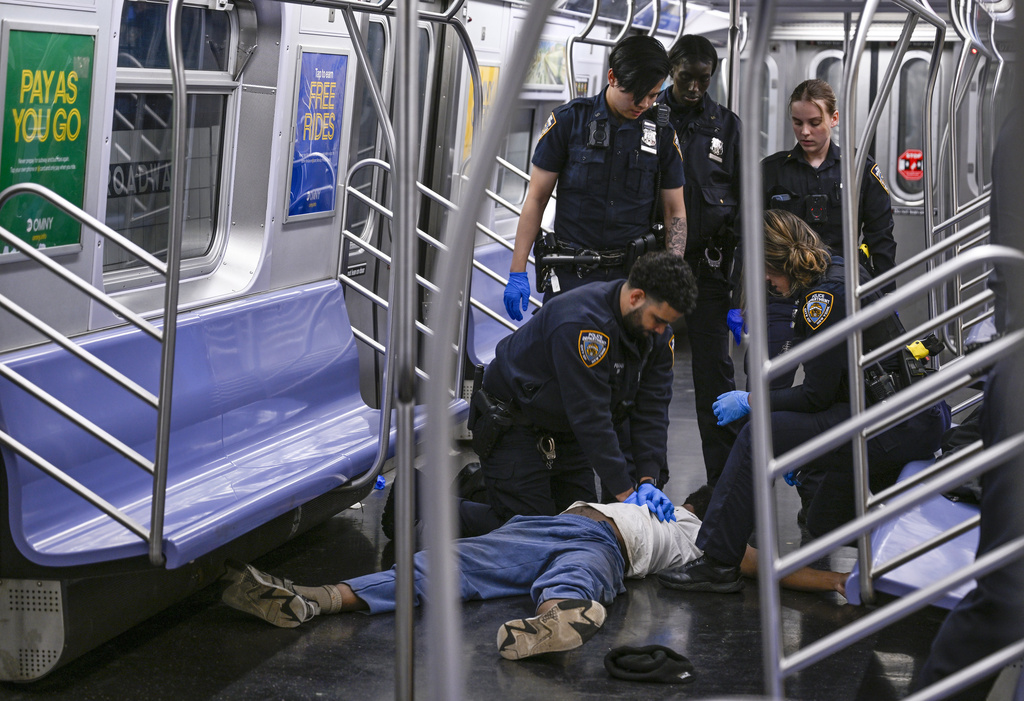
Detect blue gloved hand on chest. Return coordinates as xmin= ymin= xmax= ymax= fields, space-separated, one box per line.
xmin=625 ymin=483 xmax=677 ymax=522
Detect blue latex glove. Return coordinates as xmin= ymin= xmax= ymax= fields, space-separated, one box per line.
xmin=784 ymin=471 xmax=802 ymax=487
xmin=503 ymin=272 xmax=531 ymax=321
xmin=726 ymin=308 xmax=746 ymax=345
xmin=712 ymin=390 xmax=750 ymax=426
xmin=625 ymin=483 xmax=677 ymax=522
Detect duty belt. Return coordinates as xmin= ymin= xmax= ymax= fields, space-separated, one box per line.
xmin=545 ymin=245 xmax=629 ymax=269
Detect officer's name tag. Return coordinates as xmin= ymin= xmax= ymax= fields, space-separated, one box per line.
xmin=641 ymin=120 xmax=657 ymax=154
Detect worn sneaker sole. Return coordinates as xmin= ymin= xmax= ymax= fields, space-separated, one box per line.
xmin=220 ymin=560 xmax=319 ymax=628
xmin=657 ymin=575 xmax=744 ymax=594
xmin=497 ymin=599 xmax=606 ymax=660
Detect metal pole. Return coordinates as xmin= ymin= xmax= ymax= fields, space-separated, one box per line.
xmin=393 ymin=0 xmax=419 ymax=698
xmin=727 ymin=0 xmax=740 ymax=113
xmin=151 ymin=0 xmax=188 ymax=567
xmin=420 ymin=1 xmax=559 ymax=698
xmin=739 ymin=0 xmax=782 ymax=697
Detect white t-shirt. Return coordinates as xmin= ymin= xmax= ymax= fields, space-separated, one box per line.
xmin=563 ymin=501 xmax=703 ymax=578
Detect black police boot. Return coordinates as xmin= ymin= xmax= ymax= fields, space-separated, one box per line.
xmin=656 ymin=554 xmax=743 ymax=593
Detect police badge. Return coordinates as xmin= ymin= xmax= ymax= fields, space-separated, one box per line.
xmin=578 ymin=330 xmax=610 ymax=367
xmin=709 ymin=137 xmax=724 ymax=163
xmin=640 ymin=120 xmax=658 ymax=154
xmin=802 ymin=291 xmax=834 ymax=330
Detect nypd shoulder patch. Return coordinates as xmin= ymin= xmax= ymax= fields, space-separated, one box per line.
xmin=870 ymin=163 xmax=889 ymax=194
xmin=669 ymin=334 xmax=675 ymax=368
xmin=578 ymin=330 xmax=610 ymax=368
xmin=802 ymin=291 xmax=834 ymax=330
xmin=539 ymin=112 xmax=556 ymax=140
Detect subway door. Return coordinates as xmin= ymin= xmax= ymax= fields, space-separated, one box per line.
xmin=876 ymin=48 xmax=952 ymax=331
xmin=342 ymin=15 xmax=392 ymax=409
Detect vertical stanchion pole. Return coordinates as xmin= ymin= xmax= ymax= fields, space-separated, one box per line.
xmin=393 ymin=1 xmax=419 ymax=699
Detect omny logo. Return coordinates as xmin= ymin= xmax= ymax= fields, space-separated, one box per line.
xmin=108 ymin=160 xmax=172 ymax=198
xmin=578 ymin=330 xmax=610 ymax=368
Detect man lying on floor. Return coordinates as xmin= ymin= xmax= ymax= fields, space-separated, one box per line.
xmin=220 ymin=487 xmax=847 ymax=660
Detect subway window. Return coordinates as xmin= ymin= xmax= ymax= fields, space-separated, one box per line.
xmin=346 ymin=19 xmax=388 ymax=243
xmin=809 ymin=52 xmax=843 ymax=146
xmin=105 ymin=0 xmax=234 ymax=275
xmin=496 ymin=107 xmax=534 ymax=207
xmin=895 ymin=56 xmax=929 ymax=197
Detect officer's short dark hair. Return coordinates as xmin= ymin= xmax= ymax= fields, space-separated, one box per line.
xmin=609 ymin=35 xmax=671 ymax=103
xmin=683 ymin=484 xmax=713 ymax=521
xmin=628 ymin=251 xmax=698 ymax=316
xmin=668 ymin=34 xmax=719 ymax=75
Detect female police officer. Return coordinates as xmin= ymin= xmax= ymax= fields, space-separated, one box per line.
xmin=503 ymin=35 xmax=688 ymax=320
xmin=656 ymin=210 xmax=946 ymax=592
xmin=751 ymin=79 xmax=897 ymax=388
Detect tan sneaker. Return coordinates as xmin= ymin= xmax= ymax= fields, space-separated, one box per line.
xmin=497 ymin=599 xmax=606 ymax=660
xmin=220 ymin=560 xmax=320 ymax=628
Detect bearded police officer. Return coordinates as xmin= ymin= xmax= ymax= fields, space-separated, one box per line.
xmin=466 ymin=252 xmax=698 ymax=536
xmin=657 ymin=35 xmax=742 ymax=486
xmin=503 ymin=36 xmax=687 ymax=320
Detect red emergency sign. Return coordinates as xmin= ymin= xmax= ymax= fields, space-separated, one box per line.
xmin=898 ymin=148 xmax=924 ymax=181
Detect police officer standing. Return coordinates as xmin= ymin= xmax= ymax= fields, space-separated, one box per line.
xmin=503 ymin=35 xmax=688 ymax=320
xmin=757 ymin=79 xmax=896 ymax=389
xmin=465 ymin=252 xmax=699 ymax=536
xmin=657 ymin=35 xmax=742 ymax=486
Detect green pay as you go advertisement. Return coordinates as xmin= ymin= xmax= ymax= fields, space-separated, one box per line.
xmin=0 ymin=29 xmax=94 ymax=253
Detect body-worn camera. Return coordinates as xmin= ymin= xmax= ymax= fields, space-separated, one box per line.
xmin=806 ymin=193 xmax=829 ymax=223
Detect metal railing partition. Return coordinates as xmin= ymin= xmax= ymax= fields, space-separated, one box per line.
xmin=0 ymin=0 xmax=189 ymax=568
xmin=744 ymin=0 xmax=1024 ymax=697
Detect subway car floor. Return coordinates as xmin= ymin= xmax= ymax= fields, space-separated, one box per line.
xmin=1 ymin=340 xmax=949 ymax=701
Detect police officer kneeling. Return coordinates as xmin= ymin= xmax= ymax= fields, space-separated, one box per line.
xmin=657 ymin=210 xmax=947 ymax=593
xmin=464 ymin=252 xmax=698 ymax=536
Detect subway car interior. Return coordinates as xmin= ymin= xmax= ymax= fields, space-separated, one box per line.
xmin=0 ymin=0 xmax=1021 ymax=698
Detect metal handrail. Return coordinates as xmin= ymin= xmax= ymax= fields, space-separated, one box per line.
xmin=0 ymin=184 xmax=181 ymax=566
xmin=743 ymin=0 xmax=1024 ymax=695
xmin=0 ymin=294 xmax=157 ymax=406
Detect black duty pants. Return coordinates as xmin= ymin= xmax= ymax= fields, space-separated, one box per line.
xmin=696 ymin=402 xmax=947 ymax=566
xmin=460 ymin=425 xmax=597 ymax=537
xmin=683 ymin=273 xmax=739 ymax=485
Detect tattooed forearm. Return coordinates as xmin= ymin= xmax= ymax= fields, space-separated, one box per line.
xmin=666 ymin=216 xmax=687 ymax=258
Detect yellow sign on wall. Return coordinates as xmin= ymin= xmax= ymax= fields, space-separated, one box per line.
xmin=462 ymin=65 xmax=500 ymax=162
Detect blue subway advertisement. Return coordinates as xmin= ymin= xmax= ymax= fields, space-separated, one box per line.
xmin=288 ymin=51 xmax=347 ymax=219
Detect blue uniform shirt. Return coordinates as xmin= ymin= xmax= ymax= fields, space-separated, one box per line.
xmin=762 ymin=142 xmax=896 ymax=282
xmin=658 ymin=89 xmax=741 ymax=260
xmin=532 ymin=90 xmax=685 ymax=251
xmin=482 ymin=280 xmax=674 ymax=496
xmin=770 ymin=256 xmax=896 ymax=413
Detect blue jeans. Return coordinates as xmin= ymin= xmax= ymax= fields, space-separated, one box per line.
xmin=346 ymin=514 xmax=626 ymax=614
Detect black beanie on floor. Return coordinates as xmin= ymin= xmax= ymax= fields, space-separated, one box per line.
xmin=604 ymin=644 xmax=696 ymax=684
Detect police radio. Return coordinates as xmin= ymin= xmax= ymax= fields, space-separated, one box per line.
xmin=646 ymin=102 xmax=670 ymax=128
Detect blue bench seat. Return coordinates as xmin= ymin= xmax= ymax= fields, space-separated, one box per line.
xmin=467 ymin=242 xmax=532 ymax=366
xmin=1 ymin=280 xmax=463 ymax=569
xmin=845 ymin=459 xmax=979 ymax=609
